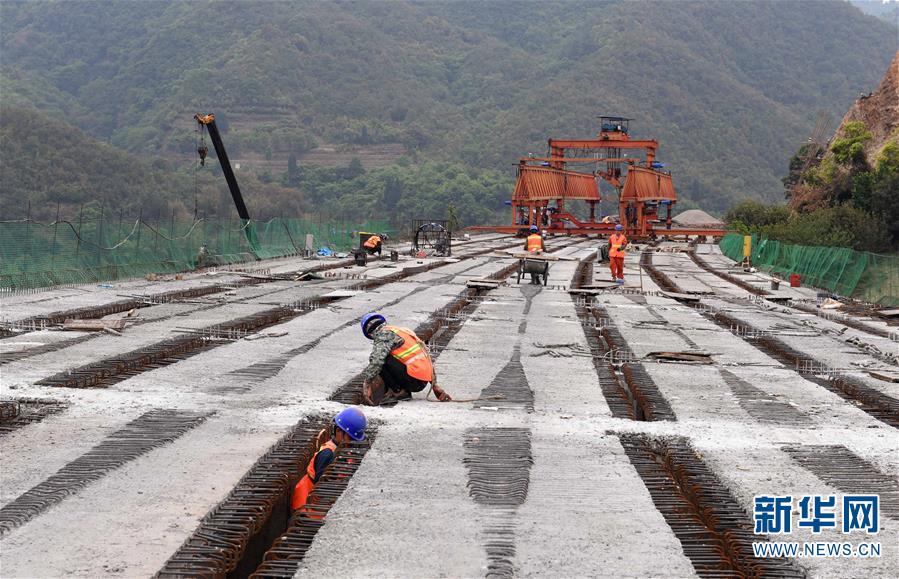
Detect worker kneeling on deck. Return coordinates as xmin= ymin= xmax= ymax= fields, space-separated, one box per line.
xmin=609 ymin=224 xmax=628 ymax=285
xmin=291 ymin=407 xmax=367 ymax=514
xmin=359 ymin=312 xmax=452 ymax=405
xmin=363 ymin=233 xmax=383 ymax=256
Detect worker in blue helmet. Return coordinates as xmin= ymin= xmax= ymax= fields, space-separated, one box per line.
xmin=291 ymin=407 xmax=367 ymax=512
xmin=525 ymin=225 xmax=544 ymax=252
xmin=358 ymin=312 xmax=452 ymax=405
xmin=523 ymin=225 xmax=546 ymax=284
xmin=608 ymin=223 xmax=628 ymax=284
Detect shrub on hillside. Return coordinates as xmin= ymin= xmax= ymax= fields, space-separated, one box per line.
xmin=725 ymin=199 xmax=892 ymax=253
xmin=724 ymin=199 xmax=791 ymax=232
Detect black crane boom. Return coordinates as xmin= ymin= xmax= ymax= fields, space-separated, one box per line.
xmin=194 ymin=113 xmax=259 ymax=253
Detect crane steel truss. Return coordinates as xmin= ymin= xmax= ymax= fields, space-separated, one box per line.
xmin=473 ymin=117 xmax=725 ymax=239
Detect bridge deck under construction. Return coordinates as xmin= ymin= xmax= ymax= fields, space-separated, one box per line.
xmin=1 ymin=234 xmax=896 ymax=578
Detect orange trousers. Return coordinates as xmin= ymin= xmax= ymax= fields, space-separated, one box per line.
xmin=610 ymin=256 xmax=625 ymax=280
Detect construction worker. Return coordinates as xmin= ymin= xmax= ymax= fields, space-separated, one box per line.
xmin=363 ymin=233 xmax=383 ymax=256
xmin=291 ymin=407 xmax=367 ymax=514
xmin=609 ymin=224 xmax=628 ymax=284
xmin=359 ymin=312 xmax=452 ymax=405
xmin=523 ymin=225 xmax=546 ymax=284
xmin=525 ymin=225 xmax=544 ymax=253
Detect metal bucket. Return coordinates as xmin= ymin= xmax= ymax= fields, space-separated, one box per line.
xmin=354 ymin=250 xmax=367 ymax=266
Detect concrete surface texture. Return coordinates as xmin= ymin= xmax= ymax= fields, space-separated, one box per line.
xmin=1 ymin=235 xmax=896 ymax=578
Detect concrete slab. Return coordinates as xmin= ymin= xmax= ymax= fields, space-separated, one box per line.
xmin=516 ymin=430 xmax=697 ymax=578
xmin=1 ymin=236 xmax=897 ymax=579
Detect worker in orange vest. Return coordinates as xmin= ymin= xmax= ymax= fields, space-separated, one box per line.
xmin=363 ymin=233 xmax=383 ymax=256
xmin=523 ymin=225 xmax=547 ymax=284
xmin=608 ymin=224 xmax=628 ymax=284
xmin=359 ymin=312 xmax=452 ymax=405
xmin=524 ymin=225 xmax=544 ymax=253
xmin=291 ymin=407 xmax=367 ymax=514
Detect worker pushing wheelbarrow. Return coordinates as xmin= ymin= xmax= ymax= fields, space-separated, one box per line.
xmin=517 ymin=225 xmax=550 ymax=285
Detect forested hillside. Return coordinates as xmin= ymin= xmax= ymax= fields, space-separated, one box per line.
xmin=0 ymin=106 xmax=308 ymax=221
xmin=0 ymin=106 xmax=188 ymax=219
xmin=1 ymin=0 xmax=895 ymax=224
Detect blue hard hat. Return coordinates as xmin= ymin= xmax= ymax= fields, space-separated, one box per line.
xmin=361 ymin=312 xmax=385 ymax=339
xmin=530 ymin=225 xmax=539 ymax=232
xmin=615 ymin=224 xmax=623 ymax=231
xmin=334 ymin=407 xmax=367 ymax=441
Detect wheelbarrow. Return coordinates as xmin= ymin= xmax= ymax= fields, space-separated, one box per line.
xmin=517 ymin=256 xmax=549 ymax=286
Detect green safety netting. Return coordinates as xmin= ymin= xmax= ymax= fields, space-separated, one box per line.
xmin=0 ymin=217 xmax=391 ymax=291
xmin=719 ymin=233 xmax=898 ymax=306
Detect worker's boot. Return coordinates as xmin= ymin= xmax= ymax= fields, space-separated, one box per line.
xmin=381 ymin=388 xmax=412 ymax=405
xmin=362 ymin=376 xmax=386 ymax=406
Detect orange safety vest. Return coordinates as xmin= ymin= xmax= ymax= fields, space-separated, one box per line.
xmin=291 ymin=439 xmax=338 ymax=512
xmin=526 ymin=234 xmax=543 ymax=253
xmin=363 ymin=235 xmax=381 ymax=249
xmin=609 ymin=233 xmax=627 ymax=258
xmin=385 ymin=325 xmax=434 ymax=382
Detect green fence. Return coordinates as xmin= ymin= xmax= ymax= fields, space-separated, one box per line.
xmin=0 ymin=217 xmax=390 ymax=291
xmin=719 ymin=233 xmax=898 ymax=306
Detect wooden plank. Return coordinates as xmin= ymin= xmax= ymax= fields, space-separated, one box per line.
xmin=766 ymin=295 xmax=791 ymax=303
xmin=647 ymin=351 xmax=714 ymax=364
xmin=63 ymin=319 xmax=127 ymax=331
xmin=877 ymin=308 xmax=899 ymax=318
xmin=868 ymin=370 xmax=899 ymax=383
xmin=508 ymin=252 xmax=560 ymax=261
xmin=568 ymin=288 xmax=603 ymax=295
xmin=402 ymin=263 xmax=437 ymax=274
xmin=322 ymin=290 xmax=360 ymax=298
xmin=583 ymin=281 xmax=619 ymax=289
xmin=467 ymin=280 xmax=501 ymax=289
xmin=659 ymin=290 xmax=700 ymax=302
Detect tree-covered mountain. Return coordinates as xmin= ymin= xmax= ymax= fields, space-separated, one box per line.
xmin=1 ymin=0 xmax=896 ymax=221
xmin=0 ymin=105 xmax=190 ymax=219
xmin=0 ymin=105 xmax=310 ymax=221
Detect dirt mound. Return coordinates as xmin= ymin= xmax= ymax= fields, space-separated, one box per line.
xmin=672 ymin=209 xmax=723 ymax=229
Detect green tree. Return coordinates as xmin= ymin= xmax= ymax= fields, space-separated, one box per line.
xmin=287 ymin=153 xmax=299 ymax=185
xmin=344 ymin=158 xmax=365 ymax=180
xmin=724 ymin=200 xmax=791 ymax=231
xmin=830 ymin=121 xmax=873 ymax=166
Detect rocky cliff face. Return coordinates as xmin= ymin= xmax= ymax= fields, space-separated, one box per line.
xmin=833 ymin=50 xmax=898 ymax=162
xmin=790 ymin=51 xmax=898 ymax=211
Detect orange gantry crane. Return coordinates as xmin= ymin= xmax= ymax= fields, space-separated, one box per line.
xmin=474 ymin=117 xmax=724 ymax=239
